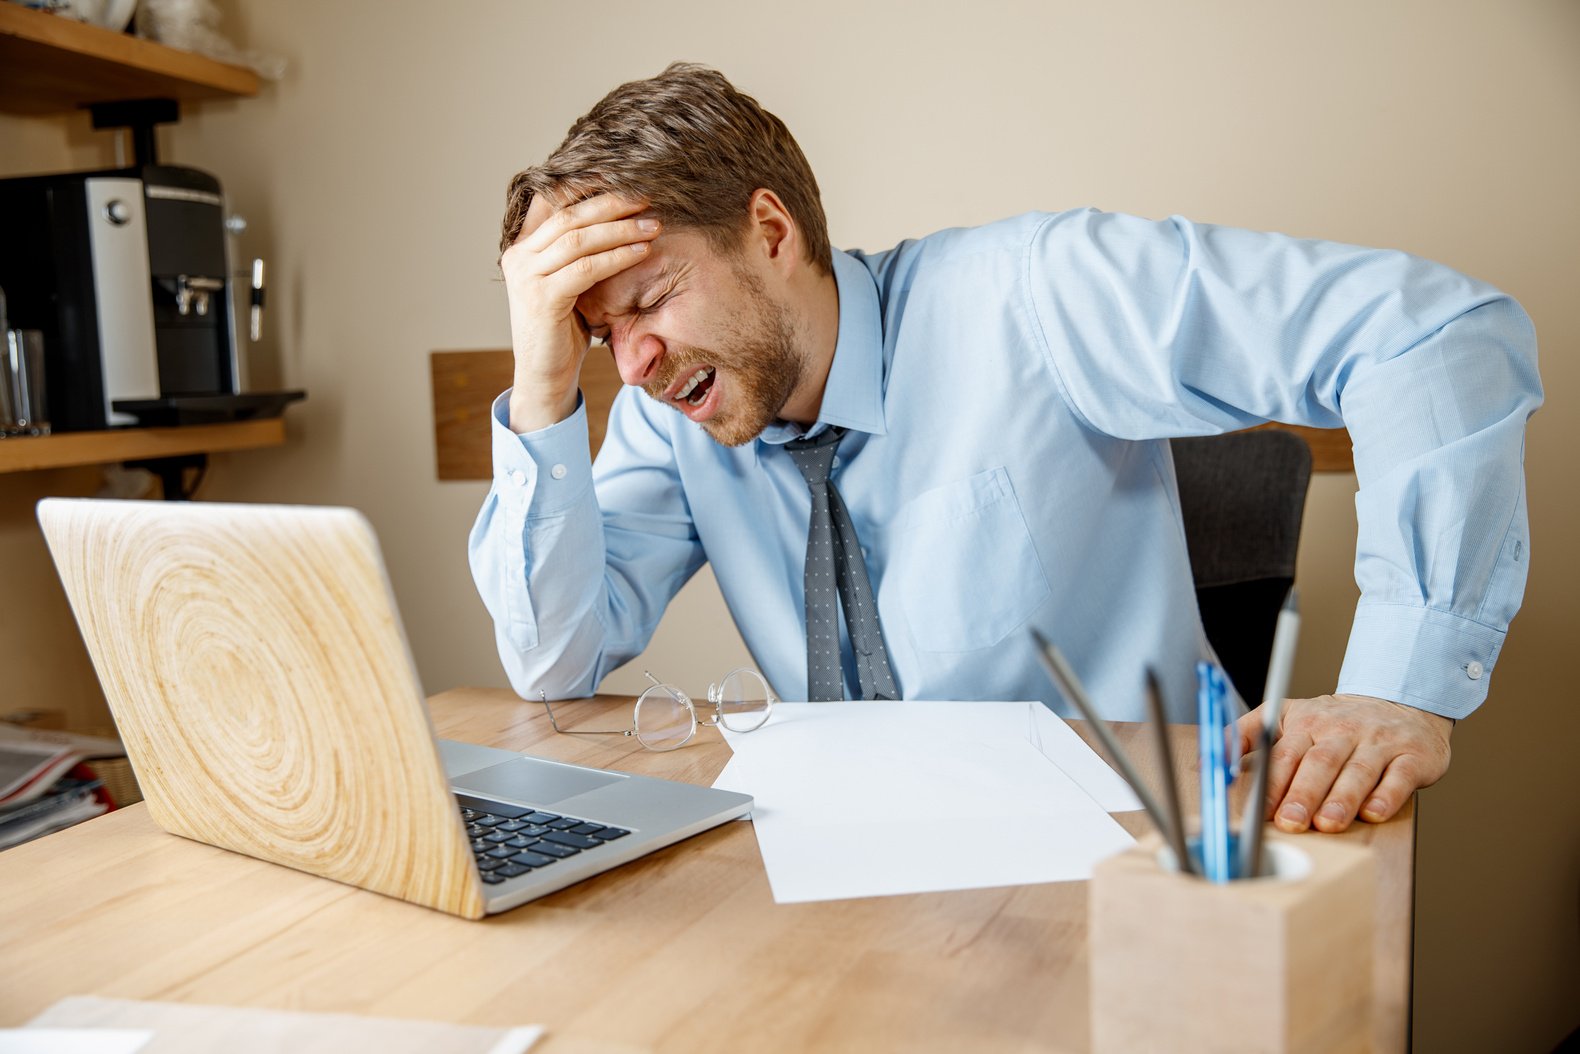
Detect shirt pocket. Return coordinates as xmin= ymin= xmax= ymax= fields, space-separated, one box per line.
xmin=891 ymin=466 xmax=1052 ymax=653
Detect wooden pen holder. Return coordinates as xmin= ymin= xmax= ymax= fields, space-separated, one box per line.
xmin=1089 ymin=831 xmax=1376 ymax=1054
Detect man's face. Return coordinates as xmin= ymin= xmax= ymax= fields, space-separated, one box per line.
xmin=576 ymin=228 xmax=805 ymax=447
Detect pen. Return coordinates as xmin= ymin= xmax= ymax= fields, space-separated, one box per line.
xmin=1144 ymin=667 xmax=1195 ymax=876
xmin=1030 ymin=630 xmax=1175 ymax=850
xmin=1237 ymin=588 xmax=1300 ymax=879
xmin=1198 ymin=661 xmax=1232 ymax=882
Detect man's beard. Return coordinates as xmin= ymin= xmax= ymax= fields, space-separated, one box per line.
xmin=642 ymin=286 xmax=804 ymax=447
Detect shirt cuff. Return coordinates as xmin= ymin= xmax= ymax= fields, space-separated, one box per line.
xmin=489 ymin=389 xmax=594 ymax=518
xmin=1336 ymin=601 xmax=1506 ymax=720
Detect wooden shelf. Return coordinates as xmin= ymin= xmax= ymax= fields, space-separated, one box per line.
xmin=0 ymin=418 xmax=284 ymax=474
xmin=0 ymin=4 xmax=258 ymax=115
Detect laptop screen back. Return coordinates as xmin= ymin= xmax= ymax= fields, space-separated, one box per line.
xmin=38 ymin=499 xmax=486 ymax=919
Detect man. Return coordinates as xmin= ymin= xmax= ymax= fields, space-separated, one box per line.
xmin=470 ymin=63 xmax=1541 ymax=835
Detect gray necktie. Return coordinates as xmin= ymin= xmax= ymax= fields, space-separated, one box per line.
xmin=785 ymin=427 xmax=899 ymax=701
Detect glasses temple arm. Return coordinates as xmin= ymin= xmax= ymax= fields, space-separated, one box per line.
xmin=541 ymin=692 xmax=637 ymax=738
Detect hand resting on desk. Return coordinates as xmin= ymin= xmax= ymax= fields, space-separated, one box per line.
xmin=1235 ymin=694 xmax=1453 ymax=833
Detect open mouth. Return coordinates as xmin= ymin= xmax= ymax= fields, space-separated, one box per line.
xmin=672 ymin=366 xmax=717 ymax=407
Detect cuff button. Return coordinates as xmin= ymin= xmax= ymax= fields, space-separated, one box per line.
xmin=550 ymin=464 xmax=568 ymax=480
xmin=1465 ymin=661 xmax=1484 ymax=680
xmin=509 ymin=469 xmax=527 ymax=487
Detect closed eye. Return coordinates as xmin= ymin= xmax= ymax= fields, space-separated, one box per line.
xmin=575 ymin=311 xmax=610 ymax=344
xmin=637 ymin=281 xmax=678 ymax=315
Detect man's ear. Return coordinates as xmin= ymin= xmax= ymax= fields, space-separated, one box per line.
xmin=746 ymin=188 xmax=800 ymax=272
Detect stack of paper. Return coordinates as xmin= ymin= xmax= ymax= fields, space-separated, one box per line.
xmin=0 ymin=725 xmax=125 ymax=849
xmin=715 ymin=701 xmax=1140 ymax=903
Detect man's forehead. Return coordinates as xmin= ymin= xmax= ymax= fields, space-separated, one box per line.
xmin=579 ymin=227 xmax=717 ymax=315
xmin=523 ymin=192 xmax=557 ymax=232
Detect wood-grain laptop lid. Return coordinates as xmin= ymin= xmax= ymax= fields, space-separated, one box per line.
xmin=38 ymin=498 xmax=487 ymax=919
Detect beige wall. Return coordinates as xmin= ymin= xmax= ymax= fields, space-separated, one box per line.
xmin=3 ymin=1 xmax=1574 ymax=1048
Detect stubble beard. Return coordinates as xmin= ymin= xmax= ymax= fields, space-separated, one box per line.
xmin=642 ymin=287 xmax=805 ymax=448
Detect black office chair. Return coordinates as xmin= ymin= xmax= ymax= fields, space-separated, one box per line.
xmin=1170 ymin=430 xmax=1313 ymax=706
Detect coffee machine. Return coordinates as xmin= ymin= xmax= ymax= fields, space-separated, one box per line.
xmin=0 ymin=101 xmax=292 ymax=431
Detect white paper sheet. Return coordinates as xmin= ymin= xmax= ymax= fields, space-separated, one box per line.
xmin=716 ymin=701 xmax=1137 ymax=903
xmin=20 ymin=997 xmax=544 ymax=1054
xmin=1023 ymin=700 xmax=1143 ymax=811
xmin=0 ymin=1030 xmax=152 ymax=1054
xmin=719 ymin=701 xmax=1141 ymax=810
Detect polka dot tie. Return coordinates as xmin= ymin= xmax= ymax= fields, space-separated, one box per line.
xmin=785 ymin=427 xmax=899 ymax=702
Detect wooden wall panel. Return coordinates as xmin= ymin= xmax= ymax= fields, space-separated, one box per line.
xmin=429 ymin=348 xmax=1354 ymax=479
xmin=430 ymin=349 xmax=622 ymax=480
xmin=1252 ymin=423 xmax=1353 ymax=474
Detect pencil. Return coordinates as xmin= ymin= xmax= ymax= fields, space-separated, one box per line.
xmin=1144 ymin=667 xmax=1196 ymax=876
xmin=1237 ymin=588 xmax=1300 ymax=879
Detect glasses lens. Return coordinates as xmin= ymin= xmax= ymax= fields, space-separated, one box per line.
xmin=634 ymin=685 xmax=694 ymax=751
xmin=716 ymin=669 xmax=772 ymax=732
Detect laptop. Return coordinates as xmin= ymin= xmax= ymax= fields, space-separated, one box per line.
xmin=37 ymin=498 xmax=753 ymax=918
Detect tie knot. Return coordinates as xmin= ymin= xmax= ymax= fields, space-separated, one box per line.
xmin=785 ymin=427 xmax=845 ymax=487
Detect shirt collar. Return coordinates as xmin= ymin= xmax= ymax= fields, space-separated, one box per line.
xmin=758 ymin=249 xmax=888 ymax=446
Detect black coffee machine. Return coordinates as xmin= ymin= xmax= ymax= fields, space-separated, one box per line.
xmin=0 ymin=100 xmax=298 ymax=431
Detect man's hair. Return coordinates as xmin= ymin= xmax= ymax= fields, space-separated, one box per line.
xmin=499 ymin=63 xmax=831 ymax=274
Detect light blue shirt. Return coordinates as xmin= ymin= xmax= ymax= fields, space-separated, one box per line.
xmin=469 ymin=209 xmax=1540 ymax=721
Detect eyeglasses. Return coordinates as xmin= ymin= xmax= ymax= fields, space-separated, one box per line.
xmin=543 ymin=668 xmax=776 ymax=751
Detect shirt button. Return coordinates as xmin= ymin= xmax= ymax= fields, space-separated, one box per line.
xmin=509 ymin=469 xmax=526 ymax=487
xmin=550 ymin=464 xmax=568 ymax=480
xmin=831 ymin=456 xmax=842 ymax=470
xmin=1466 ymin=661 xmax=1484 ymax=680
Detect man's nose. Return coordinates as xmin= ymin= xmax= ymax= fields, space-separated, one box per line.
xmin=613 ymin=332 xmax=664 ymax=387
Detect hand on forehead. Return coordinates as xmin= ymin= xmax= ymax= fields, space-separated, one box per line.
xmin=519 ymin=190 xmax=652 ymax=243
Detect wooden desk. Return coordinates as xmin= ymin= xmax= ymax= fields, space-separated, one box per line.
xmin=0 ymin=688 xmax=1413 ymax=1052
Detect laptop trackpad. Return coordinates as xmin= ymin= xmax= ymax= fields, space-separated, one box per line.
xmin=451 ymin=757 xmax=624 ymax=806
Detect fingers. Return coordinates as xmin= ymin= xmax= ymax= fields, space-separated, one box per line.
xmin=1261 ymin=726 xmax=1312 ymax=821
xmin=502 ymin=191 xmax=661 ymax=316
xmin=1271 ymin=733 xmax=1355 ymax=832
xmin=1357 ymin=756 xmax=1425 ymax=823
xmin=540 ymin=241 xmax=653 ymax=303
xmin=1309 ymin=745 xmax=1390 ymax=832
xmin=1234 ymin=705 xmax=1266 ymax=758
xmin=532 ymin=216 xmax=662 ymax=277
xmin=521 ymin=192 xmax=649 ymax=254
xmin=1245 ymin=695 xmax=1452 ymax=835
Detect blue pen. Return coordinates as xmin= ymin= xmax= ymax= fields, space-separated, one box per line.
xmin=1197 ymin=662 xmax=1234 ymax=882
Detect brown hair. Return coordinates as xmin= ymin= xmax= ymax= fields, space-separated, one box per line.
xmin=499 ymin=63 xmax=831 ymax=274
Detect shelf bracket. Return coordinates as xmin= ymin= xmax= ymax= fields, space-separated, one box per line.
xmin=124 ymin=453 xmax=207 ymax=501
xmin=89 ymin=98 xmax=180 ymax=166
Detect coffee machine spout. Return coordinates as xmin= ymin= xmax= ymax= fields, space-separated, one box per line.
xmin=174 ymin=274 xmax=225 ymax=318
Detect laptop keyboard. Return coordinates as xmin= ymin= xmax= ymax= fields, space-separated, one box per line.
xmin=458 ymin=795 xmax=631 ymax=885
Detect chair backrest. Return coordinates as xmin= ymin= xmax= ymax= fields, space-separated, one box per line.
xmin=1170 ymin=430 xmax=1313 ymax=705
